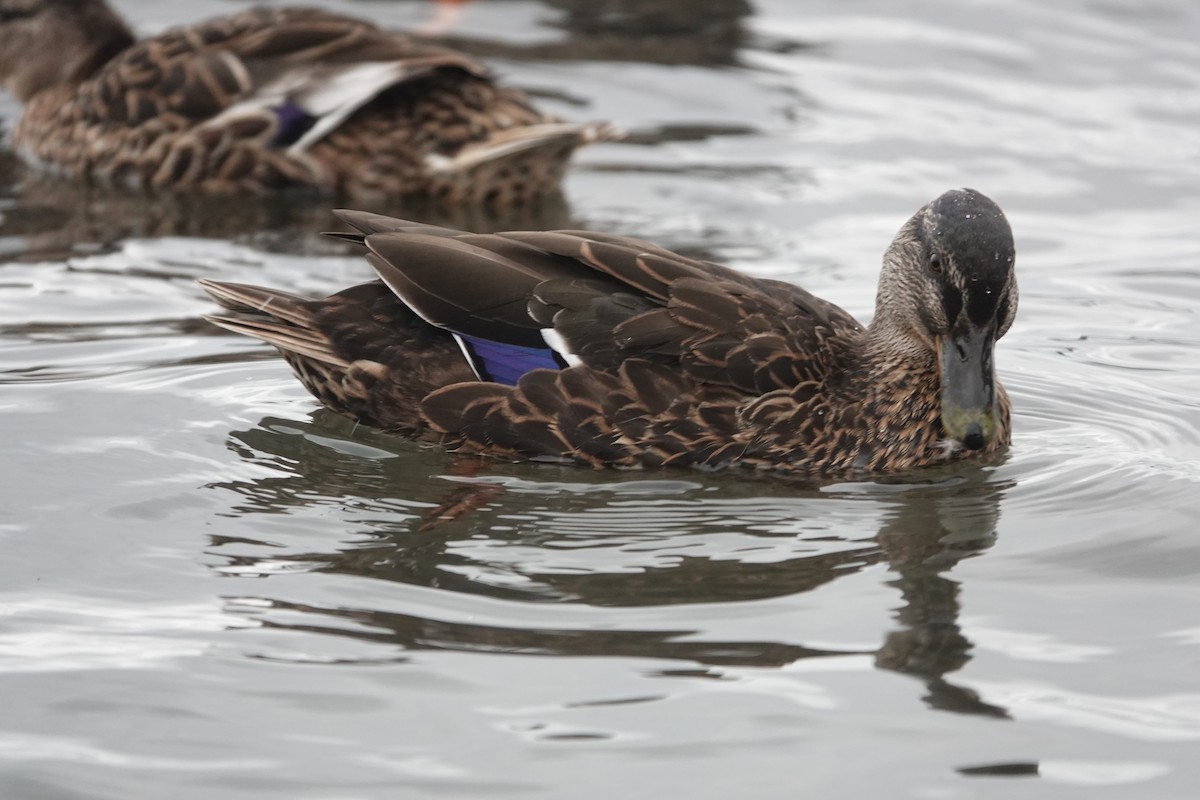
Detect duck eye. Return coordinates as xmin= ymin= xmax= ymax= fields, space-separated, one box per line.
xmin=928 ymin=254 xmax=943 ymax=274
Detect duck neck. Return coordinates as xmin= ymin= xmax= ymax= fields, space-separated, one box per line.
xmin=858 ymin=314 xmax=939 ymax=396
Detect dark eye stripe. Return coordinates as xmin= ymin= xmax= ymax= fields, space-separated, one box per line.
xmin=942 ymin=283 xmax=963 ymax=326
xmin=966 ymin=282 xmax=1001 ymax=325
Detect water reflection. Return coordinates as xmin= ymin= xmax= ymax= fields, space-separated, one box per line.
xmin=437 ymin=0 xmax=757 ymax=66
xmin=209 ymin=414 xmax=1013 ymax=717
xmin=874 ymin=482 xmax=1009 ymax=718
xmin=426 ymin=0 xmax=799 ymax=148
xmin=0 ymin=170 xmax=578 ymax=260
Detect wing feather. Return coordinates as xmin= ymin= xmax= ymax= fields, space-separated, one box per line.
xmin=362 ymin=232 xmax=582 ymax=347
xmin=79 ymin=6 xmax=489 ymax=148
xmin=336 ymin=213 xmax=865 ymax=393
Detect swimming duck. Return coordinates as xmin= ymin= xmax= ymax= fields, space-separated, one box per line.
xmin=199 ymin=189 xmax=1017 ymax=480
xmin=0 ymin=1 xmax=614 ymax=206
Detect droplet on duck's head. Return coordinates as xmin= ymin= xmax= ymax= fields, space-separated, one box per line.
xmin=926 ymin=189 xmax=1007 ymax=232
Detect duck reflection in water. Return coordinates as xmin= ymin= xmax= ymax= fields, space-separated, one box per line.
xmin=209 ymin=414 xmax=1012 ymax=719
xmin=0 ymin=166 xmax=578 ymax=260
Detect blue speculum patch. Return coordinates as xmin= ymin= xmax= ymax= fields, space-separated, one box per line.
xmin=459 ymin=336 xmax=566 ymax=385
xmin=272 ymin=102 xmax=317 ymax=146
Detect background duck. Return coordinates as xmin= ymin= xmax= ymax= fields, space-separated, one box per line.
xmin=199 ymin=189 xmax=1017 ymax=481
xmin=0 ymin=0 xmax=616 ymax=207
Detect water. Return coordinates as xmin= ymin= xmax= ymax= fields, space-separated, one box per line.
xmin=3 ymin=0 xmax=1200 ymax=797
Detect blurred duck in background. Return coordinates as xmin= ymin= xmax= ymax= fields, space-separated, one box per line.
xmin=0 ymin=0 xmax=616 ymax=208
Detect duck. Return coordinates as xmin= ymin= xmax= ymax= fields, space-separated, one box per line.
xmin=199 ymin=189 xmax=1018 ymax=481
xmin=0 ymin=1 xmax=615 ymax=207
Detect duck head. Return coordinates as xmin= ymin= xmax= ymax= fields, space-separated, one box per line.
xmin=874 ymin=188 xmax=1018 ymax=451
xmin=0 ymin=0 xmax=133 ymax=102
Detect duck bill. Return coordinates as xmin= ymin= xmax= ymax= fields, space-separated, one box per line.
xmin=938 ymin=327 xmax=998 ymax=450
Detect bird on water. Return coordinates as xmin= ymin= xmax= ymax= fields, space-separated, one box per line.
xmin=0 ymin=0 xmax=614 ymax=207
xmin=199 ymin=189 xmax=1017 ymax=481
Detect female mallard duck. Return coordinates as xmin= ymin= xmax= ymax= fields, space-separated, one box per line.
xmin=200 ymin=189 xmax=1017 ymax=480
xmin=0 ymin=0 xmax=613 ymax=206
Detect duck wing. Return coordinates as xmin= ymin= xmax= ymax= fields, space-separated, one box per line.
xmin=505 ymin=229 xmax=866 ymax=393
xmin=336 ymin=211 xmax=865 ymax=395
xmin=78 ymin=7 xmax=488 ymax=149
xmin=319 ymin=212 xmax=866 ymax=467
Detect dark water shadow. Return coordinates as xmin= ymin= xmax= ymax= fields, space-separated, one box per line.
xmin=207 ymin=413 xmax=1014 ymax=718
xmin=0 ymin=154 xmax=578 ymax=260
xmin=431 ymin=0 xmax=759 ymax=67
xmin=0 ymin=155 xmax=730 ymax=266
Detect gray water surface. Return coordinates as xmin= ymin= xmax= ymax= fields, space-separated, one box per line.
xmin=3 ymin=1 xmax=1200 ymax=798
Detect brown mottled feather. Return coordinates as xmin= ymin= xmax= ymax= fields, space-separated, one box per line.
xmin=0 ymin=2 xmax=615 ymax=207
xmin=199 ymin=277 xmax=473 ymax=434
xmin=199 ymin=192 xmax=1017 ymax=481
